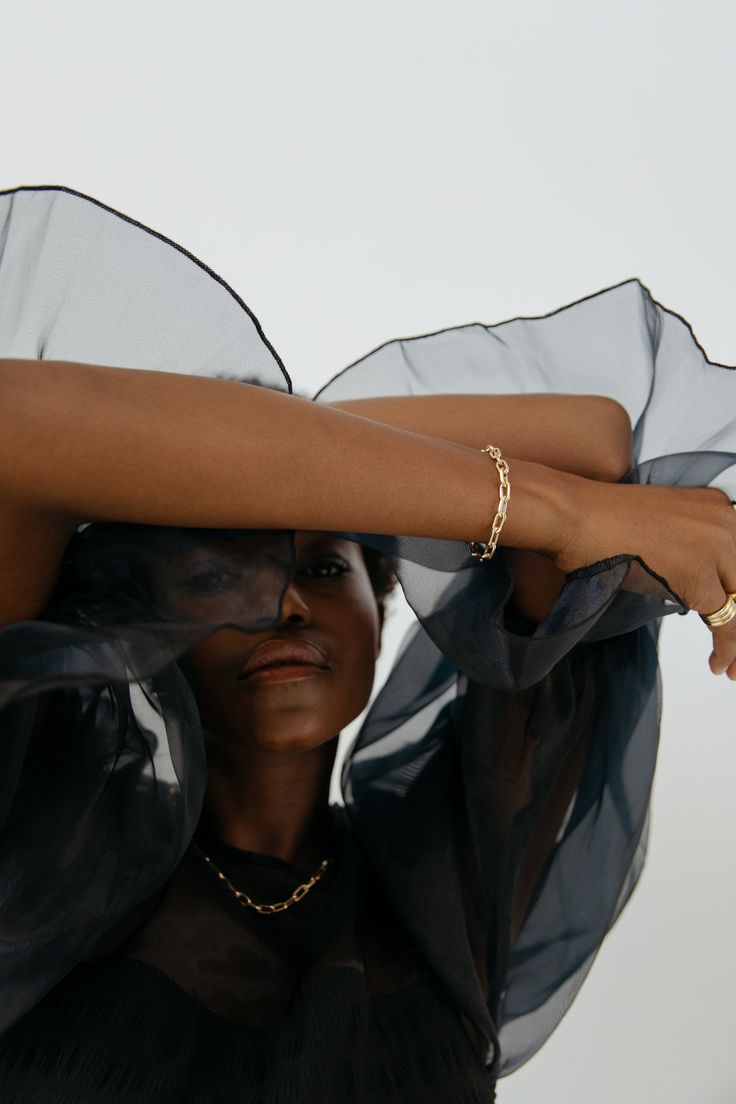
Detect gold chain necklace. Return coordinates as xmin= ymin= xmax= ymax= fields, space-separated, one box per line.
xmin=191 ymin=840 xmax=333 ymax=915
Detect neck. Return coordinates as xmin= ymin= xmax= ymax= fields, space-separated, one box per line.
xmin=198 ymin=735 xmax=339 ymax=876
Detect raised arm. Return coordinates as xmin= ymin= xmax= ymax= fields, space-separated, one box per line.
xmin=324 ymin=394 xmax=634 ymax=483
xmin=1 ymin=360 xmax=577 ymax=545
xmin=2 ymin=357 xmax=735 ymax=686
xmin=0 ymin=358 xmax=579 ymax=628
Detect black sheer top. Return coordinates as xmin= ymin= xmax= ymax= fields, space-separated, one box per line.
xmin=0 ymin=808 xmax=495 ymax=1102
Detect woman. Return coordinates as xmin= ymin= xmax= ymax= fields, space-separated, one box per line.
xmin=0 ymin=185 xmax=734 ymax=1101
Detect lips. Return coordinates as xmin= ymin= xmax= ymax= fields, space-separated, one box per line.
xmin=236 ymin=639 xmax=330 ymax=680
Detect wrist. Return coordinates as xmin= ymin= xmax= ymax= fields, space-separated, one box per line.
xmin=491 ymin=459 xmax=584 ymax=562
xmin=547 ymin=474 xmax=622 ymax=575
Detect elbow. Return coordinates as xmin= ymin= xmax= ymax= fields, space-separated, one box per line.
xmin=589 ymin=398 xmax=634 ymax=483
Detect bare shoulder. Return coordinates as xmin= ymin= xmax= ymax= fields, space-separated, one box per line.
xmin=0 ymin=501 xmax=78 ymax=627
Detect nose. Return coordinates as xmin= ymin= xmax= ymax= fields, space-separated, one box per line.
xmin=279 ymin=579 xmax=312 ymax=625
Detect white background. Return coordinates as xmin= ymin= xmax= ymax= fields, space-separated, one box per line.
xmin=3 ymin=1 xmax=736 ymax=1099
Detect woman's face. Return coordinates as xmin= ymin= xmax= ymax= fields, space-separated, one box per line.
xmin=149 ymin=531 xmax=384 ymax=755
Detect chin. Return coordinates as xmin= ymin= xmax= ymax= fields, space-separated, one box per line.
xmin=251 ymin=731 xmax=340 ymax=755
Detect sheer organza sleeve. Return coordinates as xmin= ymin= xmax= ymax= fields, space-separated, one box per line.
xmin=313 ymin=287 xmax=736 ymax=1074
xmin=0 ymin=186 xmax=297 ymax=1032
xmin=314 ymin=277 xmax=736 ymax=675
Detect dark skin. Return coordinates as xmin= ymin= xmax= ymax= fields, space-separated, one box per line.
xmin=147 ymin=526 xmax=577 ymax=949
xmin=148 ymin=530 xmax=385 ymax=877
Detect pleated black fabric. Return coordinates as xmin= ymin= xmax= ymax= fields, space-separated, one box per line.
xmin=0 ymin=185 xmax=734 ymax=1096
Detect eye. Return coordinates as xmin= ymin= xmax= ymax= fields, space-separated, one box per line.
xmin=300 ymin=558 xmax=351 ymax=580
xmin=182 ymin=568 xmax=242 ymax=593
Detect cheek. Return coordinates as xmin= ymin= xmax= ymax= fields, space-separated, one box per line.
xmin=182 ymin=630 xmax=244 ymax=693
xmin=331 ymin=607 xmax=380 ymax=705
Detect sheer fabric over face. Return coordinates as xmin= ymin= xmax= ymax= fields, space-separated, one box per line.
xmin=0 ymin=186 xmax=734 ymax=1079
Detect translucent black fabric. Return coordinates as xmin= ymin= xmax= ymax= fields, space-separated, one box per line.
xmin=0 ymin=186 xmax=735 ymax=1085
xmin=0 ymin=808 xmax=493 ymax=1103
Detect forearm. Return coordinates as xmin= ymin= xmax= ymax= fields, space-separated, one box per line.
xmin=325 ymin=393 xmax=634 ymax=623
xmin=325 ymin=394 xmax=634 ymax=483
xmin=0 ymin=358 xmax=578 ymax=558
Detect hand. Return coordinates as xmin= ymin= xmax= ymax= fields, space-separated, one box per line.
xmin=552 ymin=481 xmax=736 ymax=678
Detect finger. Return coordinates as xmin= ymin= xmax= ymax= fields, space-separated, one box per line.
xmin=706 ymin=586 xmax=736 ymax=675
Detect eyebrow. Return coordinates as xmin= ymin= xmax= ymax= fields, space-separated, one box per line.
xmin=297 ymin=534 xmax=352 ymax=552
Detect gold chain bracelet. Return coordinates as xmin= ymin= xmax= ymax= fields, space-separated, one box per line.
xmin=468 ymin=444 xmax=511 ymax=563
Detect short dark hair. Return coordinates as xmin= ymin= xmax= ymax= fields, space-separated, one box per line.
xmin=359 ymin=544 xmax=399 ymax=604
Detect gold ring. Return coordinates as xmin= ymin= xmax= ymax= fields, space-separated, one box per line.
xmin=700 ymin=592 xmax=736 ymax=628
